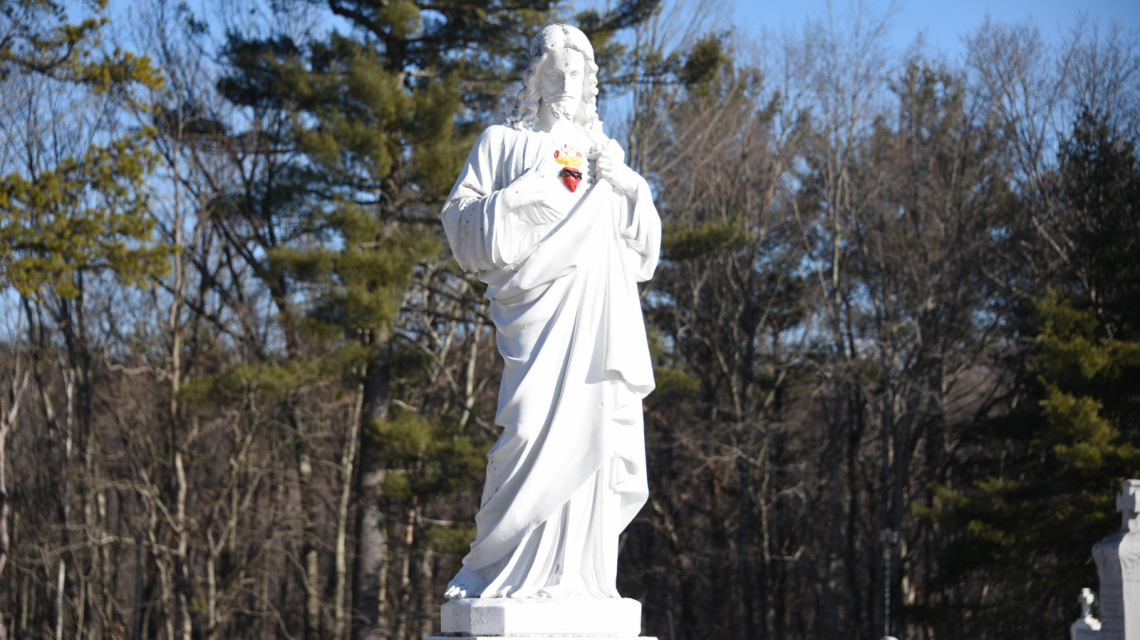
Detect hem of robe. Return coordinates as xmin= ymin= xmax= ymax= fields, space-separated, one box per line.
xmin=484 ymin=455 xmax=631 ymax=598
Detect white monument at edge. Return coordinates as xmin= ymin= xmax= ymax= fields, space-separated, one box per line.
xmin=428 ymin=23 xmax=662 ymax=640
xmin=1073 ymin=480 xmax=1140 ymax=640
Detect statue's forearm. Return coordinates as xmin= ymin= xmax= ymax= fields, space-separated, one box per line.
xmin=442 ymin=190 xmax=519 ymax=272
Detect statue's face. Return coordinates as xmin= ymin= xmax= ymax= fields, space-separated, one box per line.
xmin=537 ymin=48 xmax=586 ymax=121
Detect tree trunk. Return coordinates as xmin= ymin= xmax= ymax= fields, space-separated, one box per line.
xmin=736 ymin=459 xmax=756 ymax=640
xmin=335 ymin=384 xmax=363 ymax=640
xmin=174 ymin=451 xmax=192 ymax=640
xmin=55 ymin=558 xmax=65 ymax=640
xmin=206 ymin=540 xmax=218 ymax=640
xmin=823 ymin=405 xmax=842 ymax=640
xmin=135 ymin=533 xmax=145 ymax=640
xmin=353 ymin=348 xmax=391 ymax=640
xmin=417 ymin=545 xmax=434 ymax=640
xmin=297 ymin=408 xmax=322 ymax=640
xmin=0 ymin=368 xmax=30 ymax=640
xmin=394 ymin=504 xmax=416 ymax=640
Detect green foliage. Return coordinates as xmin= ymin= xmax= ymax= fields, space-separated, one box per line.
xmin=217 ymin=24 xmax=465 ymax=343
xmin=177 ymin=360 xmax=327 ymax=410
xmin=411 ymin=78 xmax=469 ymax=200
xmin=0 ymin=129 xmax=166 ymax=300
xmin=292 ymin=34 xmax=412 ymax=181
xmin=661 ymin=219 xmax=748 ymax=261
xmin=367 ymin=409 xmax=489 ymax=500
xmin=0 ymin=1 xmax=167 ymax=301
xmin=679 ymin=34 xmax=728 ymax=94
xmin=1042 ymin=384 xmax=1123 ymax=469
xmin=371 ymin=412 xmax=436 ymax=461
xmin=1028 ymin=291 xmax=1140 ymax=382
xmin=1025 ymin=288 xmax=1140 ymax=474
xmin=0 ymin=0 xmax=162 ymax=97
xmin=427 ymin=522 xmax=479 ymax=556
xmin=267 ymin=219 xmax=440 ymax=337
xmin=653 ymin=366 xmax=700 ymax=396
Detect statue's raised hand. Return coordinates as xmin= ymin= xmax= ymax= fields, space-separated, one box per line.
xmin=591 ymin=142 xmax=641 ymax=195
xmin=501 ymin=157 xmax=560 ymax=211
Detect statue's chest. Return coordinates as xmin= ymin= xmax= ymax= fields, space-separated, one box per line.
xmin=501 ymin=131 xmax=594 ymax=218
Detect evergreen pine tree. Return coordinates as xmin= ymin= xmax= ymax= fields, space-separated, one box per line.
xmin=923 ymin=109 xmax=1140 ymax=639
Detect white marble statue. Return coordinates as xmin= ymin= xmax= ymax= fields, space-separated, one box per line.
xmin=439 ymin=23 xmax=661 ymax=601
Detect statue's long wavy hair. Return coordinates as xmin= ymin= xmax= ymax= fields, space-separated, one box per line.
xmin=502 ymin=24 xmax=605 ymax=137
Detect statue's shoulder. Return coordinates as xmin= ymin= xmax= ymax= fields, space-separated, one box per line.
xmin=483 ymin=123 xmax=518 ymax=136
xmin=475 ymin=123 xmax=525 ymax=148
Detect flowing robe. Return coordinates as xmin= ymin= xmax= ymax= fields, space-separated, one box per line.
xmin=440 ymin=124 xmax=661 ymax=598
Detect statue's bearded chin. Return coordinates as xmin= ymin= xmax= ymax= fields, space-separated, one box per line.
xmin=548 ymin=99 xmax=577 ymax=122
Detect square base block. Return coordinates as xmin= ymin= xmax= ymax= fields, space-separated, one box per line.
xmin=437 ymin=597 xmax=646 ymax=637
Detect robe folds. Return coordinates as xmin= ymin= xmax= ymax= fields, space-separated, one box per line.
xmin=440 ymin=124 xmax=661 ymax=598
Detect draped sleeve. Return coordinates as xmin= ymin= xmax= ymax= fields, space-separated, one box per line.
xmin=440 ymin=126 xmax=523 ymax=272
xmin=591 ymin=138 xmax=661 ymax=283
xmin=616 ymin=176 xmax=662 ymax=283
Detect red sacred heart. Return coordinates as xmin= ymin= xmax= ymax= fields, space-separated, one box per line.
xmin=558 ymin=167 xmax=582 ymax=192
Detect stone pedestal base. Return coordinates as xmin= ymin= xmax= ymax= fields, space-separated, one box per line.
xmin=426 ymin=629 xmax=652 ymax=634
xmin=426 ymin=597 xmax=655 ymax=639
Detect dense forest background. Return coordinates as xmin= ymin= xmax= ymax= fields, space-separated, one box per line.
xmin=0 ymin=0 xmax=1138 ymax=639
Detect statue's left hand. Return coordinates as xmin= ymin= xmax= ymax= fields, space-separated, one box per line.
xmin=592 ymin=146 xmax=641 ymax=195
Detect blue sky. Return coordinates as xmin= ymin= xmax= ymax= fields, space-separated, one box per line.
xmin=733 ymin=0 xmax=1140 ymax=58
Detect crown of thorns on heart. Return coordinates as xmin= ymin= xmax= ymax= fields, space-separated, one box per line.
xmin=555 ymin=145 xmax=584 ymax=192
